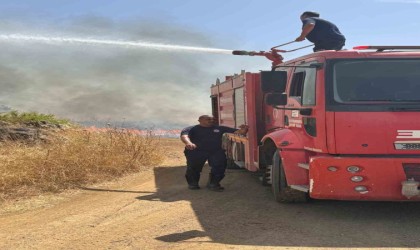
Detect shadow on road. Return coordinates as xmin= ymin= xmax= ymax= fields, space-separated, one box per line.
xmin=137 ymin=165 xmax=420 ymax=248
xmin=78 ymin=187 xmax=153 ymax=194
xmin=155 ymin=230 xmax=208 ymax=243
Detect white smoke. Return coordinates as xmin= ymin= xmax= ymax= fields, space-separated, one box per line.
xmin=0 ymin=16 xmax=268 ymax=129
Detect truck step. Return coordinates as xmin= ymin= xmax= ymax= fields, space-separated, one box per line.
xmin=290 ymin=185 xmax=309 ymax=192
xmin=297 ymin=163 xmax=309 ymax=170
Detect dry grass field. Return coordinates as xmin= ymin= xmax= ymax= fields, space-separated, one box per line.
xmin=0 ymin=128 xmax=164 ymax=202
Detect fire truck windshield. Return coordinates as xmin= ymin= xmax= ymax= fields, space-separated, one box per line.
xmin=332 ymin=59 xmax=420 ymax=104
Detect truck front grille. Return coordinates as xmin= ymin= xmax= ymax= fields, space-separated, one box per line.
xmin=403 ymin=163 xmax=420 ymax=181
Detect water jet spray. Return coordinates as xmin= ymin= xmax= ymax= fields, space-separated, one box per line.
xmin=0 ymin=34 xmax=233 ymax=55
xmin=0 ymin=34 xmax=314 ymax=68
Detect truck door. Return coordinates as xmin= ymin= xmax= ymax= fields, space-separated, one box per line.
xmin=285 ymin=62 xmax=320 ymax=149
xmin=264 ymin=69 xmax=292 ymax=132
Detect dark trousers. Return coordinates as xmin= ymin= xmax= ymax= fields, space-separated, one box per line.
xmin=313 ymin=40 xmax=345 ymax=52
xmin=184 ymin=149 xmax=227 ymax=185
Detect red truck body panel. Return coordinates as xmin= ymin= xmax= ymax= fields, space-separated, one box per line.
xmin=334 ymin=112 xmax=420 ymax=154
xmin=211 ymin=72 xmax=263 ymax=171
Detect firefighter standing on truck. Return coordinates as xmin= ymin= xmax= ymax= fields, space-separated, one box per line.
xmin=295 ymin=11 xmax=346 ymax=52
xmin=180 ymin=115 xmax=248 ymax=191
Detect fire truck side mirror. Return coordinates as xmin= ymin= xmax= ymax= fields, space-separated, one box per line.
xmin=265 ymin=93 xmax=287 ymax=106
xmin=260 ymin=71 xmax=287 ymax=93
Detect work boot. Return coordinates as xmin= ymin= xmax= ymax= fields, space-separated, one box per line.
xmin=185 ymin=174 xmax=200 ymax=190
xmin=207 ymin=173 xmax=224 ymax=192
xmin=188 ymin=184 xmax=200 ymax=190
xmin=208 ymin=183 xmax=224 ymax=192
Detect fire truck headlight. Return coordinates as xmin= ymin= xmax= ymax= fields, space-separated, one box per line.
xmin=351 ymin=176 xmax=364 ymax=182
xmin=355 ymin=186 xmax=368 ymax=192
xmin=347 ymin=166 xmax=361 ymax=173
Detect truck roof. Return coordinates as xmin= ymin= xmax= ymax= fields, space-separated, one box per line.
xmin=282 ymin=49 xmax=420 ymax=65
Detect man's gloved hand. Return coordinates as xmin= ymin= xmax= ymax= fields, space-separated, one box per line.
xmin=235 ymin=124 xmax=249 ymax=135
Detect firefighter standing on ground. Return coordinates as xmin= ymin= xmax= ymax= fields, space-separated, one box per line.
xmin=295 ymin=11 xmax=346 ymax=52
xmin=181 ymin=115 xmax=248 ymax=191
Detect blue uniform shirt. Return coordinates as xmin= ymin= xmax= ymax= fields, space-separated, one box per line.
xmin=302 ymin=17 xmax=345 ymax=45
xmin=181 ymin=125 xmax=237 ymax=152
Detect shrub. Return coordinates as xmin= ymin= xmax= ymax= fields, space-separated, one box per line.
xmin=0 ymin=111 xmax=71 ymax=126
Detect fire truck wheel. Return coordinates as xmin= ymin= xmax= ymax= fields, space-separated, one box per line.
xmin=271 ymin=150 xmax=308 ymax=203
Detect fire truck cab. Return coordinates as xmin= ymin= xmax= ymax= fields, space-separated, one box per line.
xmin=211 ymin=46 xmax=420 ymax=202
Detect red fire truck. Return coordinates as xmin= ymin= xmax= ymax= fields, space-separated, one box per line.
xmin=211 ymin=45 xmax=420 ymax=202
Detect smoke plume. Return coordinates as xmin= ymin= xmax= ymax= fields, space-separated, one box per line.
xmin=0 ymin=16 xmax=267 ymax=128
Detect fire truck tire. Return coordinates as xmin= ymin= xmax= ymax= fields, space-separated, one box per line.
xmin=261 ymin=165 xmax=272 ymax=186
xmin=271 ymin=150 xmax=308 ymax=203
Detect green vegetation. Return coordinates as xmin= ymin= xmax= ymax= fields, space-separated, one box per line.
xmin=0 ymin=110 xmax=72 ymax=126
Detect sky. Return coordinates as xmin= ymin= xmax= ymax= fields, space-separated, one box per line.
xmin=0 ymin=0 xmax=419 ymax=128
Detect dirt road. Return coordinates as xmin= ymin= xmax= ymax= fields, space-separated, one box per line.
xmin=1 ymin=139 xmax=420 ymax=249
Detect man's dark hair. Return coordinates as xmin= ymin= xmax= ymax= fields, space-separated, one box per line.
xmin=301 ymin=11 xmax=320 ymax=18
xmin=199 ymin=115 xmax=213 ymax=120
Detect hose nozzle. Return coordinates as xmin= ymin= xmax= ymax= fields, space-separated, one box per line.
xmin=232 ymin=49 xmax=284 ymax=68
xmin=232 ymin=50 xmax=254 ymax=56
